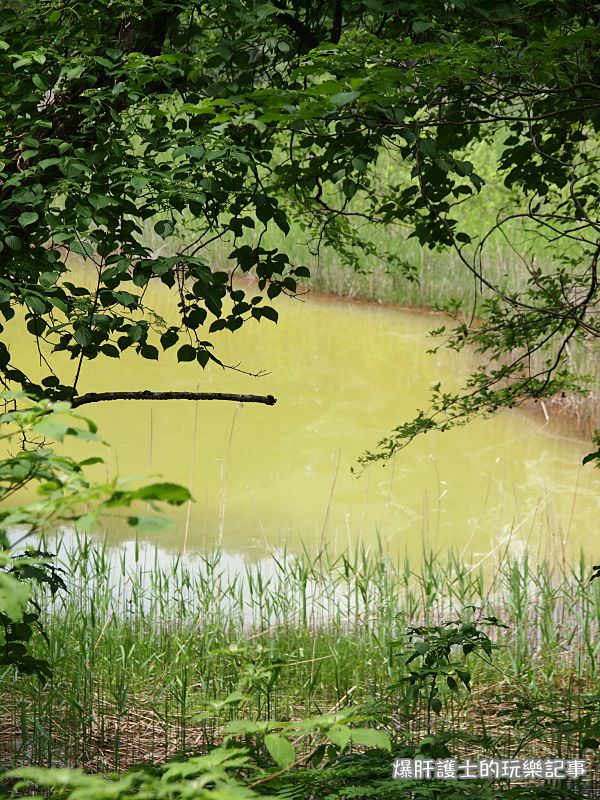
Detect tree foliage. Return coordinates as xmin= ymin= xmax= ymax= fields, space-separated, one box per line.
xmin=0 ymin=0 xmax=598 ymax=457
xmin=0 ymin=393 xmax=191 ymax=678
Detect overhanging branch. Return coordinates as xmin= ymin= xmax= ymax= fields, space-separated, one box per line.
xmin=71 ymin=391 xmax=277 ymax=408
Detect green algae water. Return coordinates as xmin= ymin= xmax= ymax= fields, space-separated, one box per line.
xmin=9 ymin=286 xmax=600 ymax=560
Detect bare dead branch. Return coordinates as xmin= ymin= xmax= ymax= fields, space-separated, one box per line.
xmin=71 ymin=391 xmax=277 ymax=408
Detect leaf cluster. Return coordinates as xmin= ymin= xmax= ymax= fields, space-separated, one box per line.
xmin=0 ymin=393 xmax=190 ymax=679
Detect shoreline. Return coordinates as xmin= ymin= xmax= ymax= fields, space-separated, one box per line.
xmin=235 ymin=272 xmax=598 ymax=445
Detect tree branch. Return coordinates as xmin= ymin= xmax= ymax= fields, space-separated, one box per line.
xmin=71 ymin=391 xmax=277 ymax=408
xmin=271 ymin=0 xmax=318 ymax=51
xmin=331 ymin=0 xmax=343 ymax=43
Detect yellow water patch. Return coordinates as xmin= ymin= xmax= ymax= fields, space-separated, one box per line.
xmin=6 ymin=285 xmax=599 ymax=560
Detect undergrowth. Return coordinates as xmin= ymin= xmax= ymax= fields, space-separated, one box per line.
xmin=3 ymin=533 xmax=600 ymax=794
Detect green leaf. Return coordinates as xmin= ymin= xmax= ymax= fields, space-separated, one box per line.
xmin=350 ymin=728 xmax=391 ymax=750
xmin=18 ymin=211 xmax=39 ymax=228
xmin=274 ymin=211 xmax=290 ymax=235
xmin=100 ymin=344 xmax=120 ymax=358
xmin=127 ymin=324 xmax=142 ymax=343
xmin=582 ymin=449 xmax=600 ymax=466
xmin=255 ymin=202 xmax=273 ymax=224
xmin=27 ymin=317 xmax=47 ymax=336
xmin=331 ymin=90 xmax=359 ymax=106
xmin=160 ymin=330 xmax=179 ymax=350
xmin=38 ymin=158 xmax=61 ymax=170
xmin=413 ymin=19 xmax=434 ymax=33
xmin=33 ymin=418 xmax=69 ymax=441
xmin=5 ymin=235 xmax=21 ymax=251
xmin=343 ymin=179 xmax=357 ymax=200
xmin=74 ymin=326 xmax=92 ymax=347
xmin=177 ymin=344 xmax=196 ymax=362
xmin=327 ymin=724 xmax=351 ymax=751
xmin=225 ymin=720 xmax=269 ymax=735
xmin=39 ymin=272 xmax=59 ymax=288
xmin=154 ymin=220 xmax=173 ymax=237
xmin=264 ymin=734 xmax=295 ymax=769
xmin=430 ymin=697 xmax=443 ymax=715
xmin=0 ymin=574 xmax=30 ymax=623
xmin=26 ymin=296 xmax=46 ymax=315
xmin=259 ymin=305 xmax=278 ymax=323
xmin=140 ymin=344 xmax=159 ymax=360
xmin=134 ymin=482 xmax=191 ymax=505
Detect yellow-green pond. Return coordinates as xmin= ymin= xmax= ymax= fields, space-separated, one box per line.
xmin=9 ymin=286 xmax=600 ymax=562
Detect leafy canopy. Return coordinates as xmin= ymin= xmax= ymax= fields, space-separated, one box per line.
xmin=0 ymin=0 xmax=598 ymax=458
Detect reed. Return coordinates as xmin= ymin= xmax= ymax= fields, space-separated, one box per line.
xmin=3 ymin=533 xmax=600 ymax=774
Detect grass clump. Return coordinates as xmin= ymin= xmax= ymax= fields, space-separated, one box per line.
xmin=3 ymin=533 xmax=600 ymax=793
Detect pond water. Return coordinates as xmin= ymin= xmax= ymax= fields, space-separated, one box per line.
xmin=9 ymin=286 xmax=600 ymax=561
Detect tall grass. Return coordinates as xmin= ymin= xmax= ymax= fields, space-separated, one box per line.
xmin=3 ymin=534 xmax=600 ymax=773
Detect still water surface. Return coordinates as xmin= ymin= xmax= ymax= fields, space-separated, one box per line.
xmin=12 ymin=289 xmax=600 ymax=560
